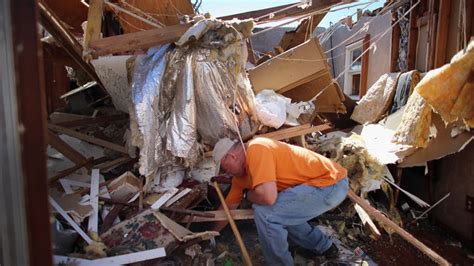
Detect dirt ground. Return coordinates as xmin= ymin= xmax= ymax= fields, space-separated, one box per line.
xmin=203 ymin=219 xmax=474 ymax=266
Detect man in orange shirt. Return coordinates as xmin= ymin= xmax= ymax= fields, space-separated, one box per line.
xmin=212 ymin=137 xmax=349 ymax=265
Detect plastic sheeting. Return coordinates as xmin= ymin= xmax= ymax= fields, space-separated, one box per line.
xmin=130 ymin=19 xmax=258 ymax=181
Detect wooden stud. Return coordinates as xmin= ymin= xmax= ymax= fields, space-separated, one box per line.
xmin=54 ymin=113 xmax=128 ymax=128
xmin=83 ymin=0 xmax=104 ymax=60
xmin=390 ymin=10 xmax=401 ymax=72
xmin=179 ymin=209 xmax=254 ymax=223
xmin=359 ymin=34 xmax=370 ymax=97
xmin=47 ymin=131 xmax=90 ymax=166
xmin=48 ymin=124 xmax=129 ymax=154
xmin=407 ymin=0 xmax=419 ymax=70
xmin=434 ymin=0 xmax=451 ymax=68
xmin=48 ymin=157 xmax=94 ymax=185
xmin=89 ymin=23 xmax=191 ymax=57
xmin=258 ymin=123 xmax=332 ymax=140
xmin=87 ymin=169 xmax=100 ymax=234
xmin=347 ymin=190 xmax=450 ymax=265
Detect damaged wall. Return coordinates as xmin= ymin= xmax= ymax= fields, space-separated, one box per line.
xmin=434 ymin=142 xmax=474 ymax=243
xmin=325 ymin=12 xmax=392 ymax=92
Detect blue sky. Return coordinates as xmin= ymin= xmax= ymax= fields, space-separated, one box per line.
xmin=199 ymin=0 xmax=385 ymax=28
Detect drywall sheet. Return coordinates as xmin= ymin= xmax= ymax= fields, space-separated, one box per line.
xmin=248 ymin=38 xmax=328 ymax=94
xmin=399 ymin=114 xmax=473 ymax=167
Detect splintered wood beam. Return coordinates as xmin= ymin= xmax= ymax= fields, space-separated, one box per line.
xmin=47 ymin=131 xmax=90 ymax=166
xmin=83 ymin=0 xmax=104 ymax=60
xmin=359 ymin=34 xmax=370 ymax=97
xmin=218 ymin=0 xmax=347 ymax=24
xmin=89 ymin=23 xmax=191 ymax=57
xmin=180 ymin=209 xmax=254 ymax=223
xmin=347 ymin=190 xmax=450 ymax=266
xmin=48 ymin=124 xmax=128 ymax=154
xmin=53 ymin=113 xmax=129 ymax=128
xmin=48 ymin=157 xmax=94 ymax=185
xmin=258 ymin=123 xmax=332 ymax=140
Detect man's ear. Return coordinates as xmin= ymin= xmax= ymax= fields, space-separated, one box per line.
xmin=227 ymin=152 xmax=237 ymax=160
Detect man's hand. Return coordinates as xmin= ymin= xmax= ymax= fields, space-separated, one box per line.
xmin=247 ymin=181 xmax=277 ymax=205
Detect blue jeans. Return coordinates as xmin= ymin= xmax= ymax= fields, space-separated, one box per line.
xmin=252 ymin=177 xmax=349 ymax=266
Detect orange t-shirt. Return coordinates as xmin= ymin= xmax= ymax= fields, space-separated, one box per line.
xmin=225 ymin=137 xmax=347 ymax=205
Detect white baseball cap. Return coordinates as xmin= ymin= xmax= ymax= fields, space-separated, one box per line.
xmin=212 ymin=138 xmax=237 ymax=163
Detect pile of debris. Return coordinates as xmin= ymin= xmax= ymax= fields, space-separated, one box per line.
xmin=39 ymin=0 xmax=473 ymax=265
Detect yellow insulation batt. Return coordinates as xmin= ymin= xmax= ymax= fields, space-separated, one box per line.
xmin=416 ymin=40 xmax=474 ymax=126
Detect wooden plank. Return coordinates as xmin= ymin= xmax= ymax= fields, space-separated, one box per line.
xmin=47 ymin=131 xmax=90 ymax=166
xmin=53 ymin=247 xmax=166 ymax=265
xmin=218 ymin=0 xmax=346 ymax=24
xmin=180 ymin=209 xmax=254 ymax=223
xmin=89 ymin=23 xmax=191 ymax=57
xmin=38 ymin=2 xmax=105 ymax=90
xmin=90 ymin=1 xmax=348 ymax=57
xmin=353 ymin=203 xmax=381 ymax=239
xmin=151 ymin=188 xmax=179 ymax=210
xmin=101 ymin=205 xmax=124 ymax=234
xmin=83 ymin=0 xmax=103 ymax=60
xmin=49 ymin=196 xmax=93 ymax=244
xmin=96 ymin=156 xmax=135 ymax=172
xmin=426 ymin=0 xmax=437 ymax=70
xmin=359 ymin=34 xmax=370 ymax=97
xmin=258 ymin=124 xmax=332 ymax=140
xmin=347 ymin=190 xmax=450 ymax=265
xmin=390 ymin=10 xmax=401 ymax=72
xmin=54 ymin=113 xmax=128 ymax=128
xmin=87 ymin=169 xmax=100 ymax=234
xmin=48 ymin=124 xmax=128 ymax=154
xmin=434 ymin=0 xmax=451 ymax=68
xmin=48 ymin=157 xmax=93 ymax=185
xmin=165 ymin=188 xmax=192 ymax=207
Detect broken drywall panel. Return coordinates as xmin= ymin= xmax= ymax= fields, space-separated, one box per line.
xmin=282 ymin=71 xmax=346 ymax=114
xmin=353 ymin=123 xmax=416 ymax=165
xmin=107 ymin=171 xmax=141 ymax=201
xmin=399 ymin=114 xmax=473 ymax=167
xmin=50 ymin=189 xmax=93 ymax=223
xmin=153 ymin=212 xmax=218 ymax=242
xmin=248 ymin=38 xmax=328 ymax=94
xmin=91 ymin=56 xmax=133 ymax=113
xmin=351 ymin=73 xmax=400 ymax=124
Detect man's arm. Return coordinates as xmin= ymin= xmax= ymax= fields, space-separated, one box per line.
xmin=247 ymin=181 xmax=277 ymax=205
xmin=211 ymin=203 xmax=239 ymax=232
